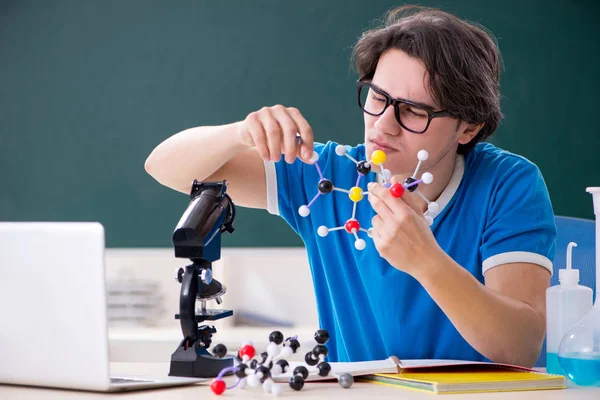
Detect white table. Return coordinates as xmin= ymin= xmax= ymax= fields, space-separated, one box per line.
xmin=0 ymin=362 xmax=599 ymax=399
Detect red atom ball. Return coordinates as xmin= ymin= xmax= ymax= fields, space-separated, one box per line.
xmin=345 ymin=219 xmax=360 ymax=233
xmin=390 ymin=183 xmax=405 ymax=198
xmin=211 ymin=379 xmax=226 ymax=395
xmin=239 ymin=344 xmax=256 ymax=360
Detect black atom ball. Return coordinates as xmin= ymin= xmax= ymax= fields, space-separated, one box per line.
xmin=286 ymin=338 xmax=300 ymax=353
xmin=289 ymin=375 xmax=305 ymax=391
xmin=404 ymin=177 xmax=418 ymax=192
xmin=269 ymin=330 xmax=284 ymax=345
xmin=212 ymin=343 xmax=227 ymax=358
xmin=305 ymin=351 xmax=318 ymax=366
xmin=235 ymin=364 xmax=248 ymax=378
xmin=317 ymin=361 xmax=332 ymax=377
xmin=293 ymin=365 xmax=309 ymax=379
xmin=314 ymin=329 xmax=329 ymax=344
xmin=357 ymin=160 xmax=372 ymax=175
xmin=312 ymin=344 xmax=328 ymax=358
xmin=257 ymin=365 xmax=271 ymax=383
xmin=250 ymin=359 xmax=258 ymax=369
xmin=317 ymin=179 xmax=333 ymax=194
xmin=260 ymin=352 xmax=268 ymax=363
xmin=276 ymin=359 xmax=290 ymax=373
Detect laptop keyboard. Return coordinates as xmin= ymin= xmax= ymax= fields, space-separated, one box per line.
xmin=111 ymin=377 xmax=153 ymax=384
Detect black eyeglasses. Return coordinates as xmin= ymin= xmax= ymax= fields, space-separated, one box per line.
xmin=356 ymin=78 xmax=453 ymax=134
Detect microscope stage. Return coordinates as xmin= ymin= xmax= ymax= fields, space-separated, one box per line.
xmin=175 ymin=309 xmax=233 ymax=322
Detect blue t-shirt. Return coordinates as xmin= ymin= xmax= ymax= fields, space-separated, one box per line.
xmin=264 ymin=141 xmax=556 ymax=362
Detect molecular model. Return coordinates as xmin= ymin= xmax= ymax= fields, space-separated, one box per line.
xmin=209 ymin=329 xmax=353 ymax=396
xmin=297 ymin=145 xmax=439 ymax=250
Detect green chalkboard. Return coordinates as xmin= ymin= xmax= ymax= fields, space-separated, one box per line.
xmin=1 ymin=0 xmax=599 ymax=247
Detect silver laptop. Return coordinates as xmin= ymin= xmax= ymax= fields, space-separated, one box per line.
xmin=0 ymin=222 xmax=207 ymax=392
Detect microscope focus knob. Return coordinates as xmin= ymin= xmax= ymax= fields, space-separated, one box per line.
xmin=200 ymin=269 xmax=213 ymax=285
xmin=175 ymin=267 xmax=184 ymax=283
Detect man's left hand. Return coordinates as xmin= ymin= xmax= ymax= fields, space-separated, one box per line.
xmin=367 ymin=178 xmax=444 ymax=278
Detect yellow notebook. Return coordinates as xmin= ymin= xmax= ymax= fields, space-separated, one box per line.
xmin=359 ymin=364 xmax=566 ymax=394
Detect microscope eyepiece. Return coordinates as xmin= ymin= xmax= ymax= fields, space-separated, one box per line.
xmin=172 ymin=180 xmax=235 ymax=260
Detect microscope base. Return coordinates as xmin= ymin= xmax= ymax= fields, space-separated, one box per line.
xmin=169 ymin=344 xmax=234 ymax=378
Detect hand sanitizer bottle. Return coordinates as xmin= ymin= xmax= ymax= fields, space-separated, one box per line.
xmin=546 ymin=242 xmax=593 ymax=375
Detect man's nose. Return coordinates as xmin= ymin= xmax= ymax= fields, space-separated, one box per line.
xmin=374 ymin=105 xmax=401 ymax=136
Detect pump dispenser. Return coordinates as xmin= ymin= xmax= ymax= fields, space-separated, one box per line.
xmin=556 ymin=187 xmax=600 ymax=386
xmin=546 ymin=242 xmax=593 ymax=375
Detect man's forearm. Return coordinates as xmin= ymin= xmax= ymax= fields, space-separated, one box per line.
xmin=413 ymin=252 xmax=546 ymax=367
xmin=145 ymin=122 xmax=248 ymax=192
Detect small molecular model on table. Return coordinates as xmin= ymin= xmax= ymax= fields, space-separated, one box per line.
xmin=209 ymin=329 xmax=354 ymax=396
xmin=298 ymin=145 xmax=439 ymax=250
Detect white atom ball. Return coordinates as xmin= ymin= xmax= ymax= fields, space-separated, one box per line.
xmin=267 ymin=342 xmax=279 ymax=357
xmin=367 ymin=228 xmax=375 ymax=238
xmin=383 ymin=169 xmax=392 ymax=180
xmin=317 ymin=226 xmax=329 ymax=237
xmin=355 ymin=239 xmax=366 ymax=250
xmin=271 ymin=383 xmax=284 ymax=397
xmin=335 ymin=144 xmax=347 ymax=156
xmin=425 ymin=215 xmax=434 ymax=226
xmin=263 ymin=379 xmax=273 ymax=393
xmin=417 ymin=150 xmax=429 ymax=161
xmin=247 ymin=374 xmax=260 ymax=387
xmin=428 ymin=202 xmax=440 ymax=213
xmin=298 ymin=205 xmax=310 ymax=217
xmin=310 ymin=151 xmax=320 ymax=163
xmin=422 ymin=172 xmax=433 ymax=184
xmin=279 ymin=346 xmax=293 ymax=359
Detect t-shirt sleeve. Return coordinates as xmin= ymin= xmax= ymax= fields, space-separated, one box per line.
xmin=480 ymin=159 xmax=556 ymax=276
xmin=264 ymin=142 xmax=329 ymax=233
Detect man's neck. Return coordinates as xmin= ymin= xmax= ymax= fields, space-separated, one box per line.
xmin=392 ymin=152 xmax=458 ymax=214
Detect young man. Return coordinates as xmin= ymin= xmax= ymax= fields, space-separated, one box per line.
xmin=145 ymin=6 xmax=555 ymax=367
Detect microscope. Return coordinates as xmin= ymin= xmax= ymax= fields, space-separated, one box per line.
xmin=168 ymin=180 xmax=236 ymax=378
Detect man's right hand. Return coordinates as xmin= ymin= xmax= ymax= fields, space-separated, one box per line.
xmin=236 ymin=105 xmax=315 ymax=164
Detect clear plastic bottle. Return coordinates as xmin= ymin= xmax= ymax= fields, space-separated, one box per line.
xmin=557 ymin=187 xmax=600 ymax=386
xmin=545 ymin=242 xmax=593 ymax=375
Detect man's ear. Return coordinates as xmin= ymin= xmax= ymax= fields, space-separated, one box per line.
xmin=457 ymin=122 xmax=485 ymax=145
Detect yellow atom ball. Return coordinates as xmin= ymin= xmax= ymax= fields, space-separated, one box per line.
xmin=349 ymin=186 xmax=364 ymax=202
xmin=371 ymin=150 xmax=387 ymax=165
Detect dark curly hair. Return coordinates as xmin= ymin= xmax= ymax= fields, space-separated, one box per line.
xmin=351 ymin=5 xmax=503 ymax=154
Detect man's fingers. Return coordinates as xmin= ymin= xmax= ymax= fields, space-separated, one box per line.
xmin=367 ymin=183 xmax=395 ymax=221
xmin=369 ymin=181 xmax=414 ymax=219
xmin=259 ymin=108 xmax=282 ymax=162
xmin=371 ymin=214 xmax=383 ymax=231
xmin=248 ymin=124 xmax=269 ymax=161
xmin=287 ymin=107 xmax=314 ymax=161
xmin=271 ymin=106 xmax=299 ymax=163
